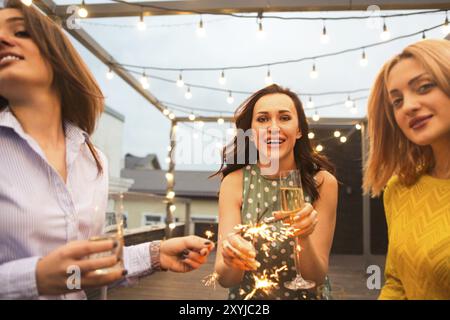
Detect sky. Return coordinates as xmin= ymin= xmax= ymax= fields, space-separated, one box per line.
xmin=53 ymin=1 xmax=448 ymax=171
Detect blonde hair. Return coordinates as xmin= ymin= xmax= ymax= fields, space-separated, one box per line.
xmin=363 ymin=39 xmax=450 ymax=196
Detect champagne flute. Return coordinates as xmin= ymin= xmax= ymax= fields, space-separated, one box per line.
xmin=279 ymin=170 xmax=315 ymax=290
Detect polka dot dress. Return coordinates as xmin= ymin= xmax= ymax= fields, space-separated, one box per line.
xmin=228 ymin=164 xmax=332 ymax=300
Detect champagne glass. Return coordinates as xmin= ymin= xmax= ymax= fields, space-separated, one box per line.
xmin=279 ymin=170 xmax=315 ymax=290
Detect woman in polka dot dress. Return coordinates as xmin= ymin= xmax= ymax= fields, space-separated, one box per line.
xmin=213 ymin=84 xmax=338 ymax=300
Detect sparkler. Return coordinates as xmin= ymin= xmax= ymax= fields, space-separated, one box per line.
xmin=243 ymin=265 xmax=288 ymax=300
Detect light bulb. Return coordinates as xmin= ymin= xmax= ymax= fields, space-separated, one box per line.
xmin=137 ymin=13 xmax=146 ymax=31
xmin=334 ymin=130 xmax=341 ymax=138
xmin=196 ymin=18 xmax=206 ymax=37
xmin=167 ymin=191 xmax=175 ymax=199
xmin=345 ymin=96 xmax=354 ymax=108
xmin=308 ymin=132 xmax=315 ymax=139
xmin=257 ymin=17 xmax=265 ymax=39
xmin=442 ymin=16 xmax=450 ymax=35
xmin=169 ymin=113 xmax=175 ymax=120
xmin=167 ymin=146 xmax=172 ymax=152
xmin=168 ymin=222 xmax=176 ymax=229
xmin=106 ymin=68 xmax=114 ymax=80
xmin=316 ymin=144 xmax=324 ymax=152
xmin=340 ymin=136 xmax=347 ymax=143
xmin=264 ymin=69 xmax=273 ymax=85
xmin=169 ymin=204 xmax=176 ymax=212
xmin=188 ymin=113 xmax=196 ymax=121
xmin=163 ymin=108 xmax=170 ymax=116
xmin=219 ymin=70 xmax=226 ymax=85
xmin=165 ymin=157 xmax=171 ymax=164
xmin=21 ymin=0 xmax=33 ymax=6
xmin=227 ymin=91 xmax=234 ymax=104
xmin=355 ymin=123 xmax=362 ymax=130
xmin=176 ymin=73 xmax=184 ymax=87
xmin=306 ymin=97 xmax=315 ymax=109
xmin=310 ymin=63 xmax=318 ymax=79
xmin=360 ymin=50 xmax=368 ymax=67
xmin=217 ymin=118 xmax=224 ymax=125
xmin=140 ymin=72 xmax=149 ymax=89
xmin=320 ymin=25 xmax=329 ymax=44
xmin=312 ymin=112 xmax=320 ymax=122
xmin=165 ymin=172 xmax=174 ymax=182
xmin=78 ymin=1 xmax=88 ymax=18
xmin=185 ymin=87 xmax=192 ymax=100
xmin=380 ymin=21 xmax=390 ymax=41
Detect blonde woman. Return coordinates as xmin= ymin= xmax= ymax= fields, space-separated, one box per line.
xmin=363 ymin=39 xmax=450 ymax=299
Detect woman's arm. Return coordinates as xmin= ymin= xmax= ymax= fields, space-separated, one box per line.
xmin=214 ymin=169 xmax=248 ymax=288
xmin=296 ymin=170 xmax=338 ymax=285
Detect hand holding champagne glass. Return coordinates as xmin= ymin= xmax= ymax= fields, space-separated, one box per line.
xmin=276 ymin=169 xmax=316 ymax=290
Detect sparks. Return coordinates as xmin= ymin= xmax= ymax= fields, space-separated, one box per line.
xmin=202 ymin=272 xmax=219 ymax=290
xmin=205 ymin=230 xmax=214 ymax=239
xmin=243 ymin=265 xmax=287 ymax=300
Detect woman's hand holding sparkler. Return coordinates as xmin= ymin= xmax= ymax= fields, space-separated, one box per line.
xmin=221 ymin=233 xmax=260 ymax=271
xmin=272 ymin=203 xmax=319 ymax=238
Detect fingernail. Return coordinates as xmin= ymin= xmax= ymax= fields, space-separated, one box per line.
xmin=181 ymin=255 xmax=187 ymax=260
xmin=122 ymin=270 xmax=128 ymax=276
xmin=201 ymin=250 xmax=207 ymax=256
xmin=204 ymin=241 xmax=212 ymax=245
xmin=113 ymin=240 xmax=118 ymax=248
xmin=182 ymin=249 xmax=190 ymax=255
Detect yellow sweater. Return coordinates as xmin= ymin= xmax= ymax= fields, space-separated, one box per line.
xmin=379 ymin=175 xmax=450 ymax=300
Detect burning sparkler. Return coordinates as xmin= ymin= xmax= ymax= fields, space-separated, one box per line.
xmin=243 ymin=265 xmax=288 ymax=300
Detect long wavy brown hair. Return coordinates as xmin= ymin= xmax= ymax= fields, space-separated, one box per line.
xmin=1 ymin=0 xmax=104 ymax=173
xmin=363 ymin=39 xmax=450 ymax=197
xmin=213 ymin=84 xmax=335 ymax=202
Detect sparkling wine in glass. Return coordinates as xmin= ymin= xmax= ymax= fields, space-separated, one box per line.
xmin=279 ymin=170 xmax=315 ymax=290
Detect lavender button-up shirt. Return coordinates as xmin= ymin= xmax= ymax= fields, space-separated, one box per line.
xmin=0 ymin=108 xmax=152 ymax=299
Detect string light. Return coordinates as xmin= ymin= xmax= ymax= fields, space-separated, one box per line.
xmin=320 ymin=21 xmax=329 ymax=44
xmin=308 ymin=132 xmax=315 ymax=139
xmin=106 ymin=68 xmax=114 ymax=80
xmin=217 ymin=117 xmax=225 ymax=125
xmin=355 ymin=123 xmax=362 ymax=130
xmin=264 ymin=68 xmax=273 ymax=85
xmin=340 ymin=136 xmax=347 ymax=143
xmin=380 ymin=19 xmax=391 ymax=41
xmin=169 ymin=113 xmax=176 ymax=120
xmin=165 ymin=172 xmax=174 ymax=183
xmin=334 ymin=130 xmax=341 ymax=138
xmin=359 ymin=49 xmax=368 ymax=67
xmin=137 ymin=12 xmax=146 ymax=31
xmin=316 ymin=144 xmax=324 ymax=152
xmin=196 ymin=16 xmax=206 ymax=37
xmin=421 ymin=31 xmax=426 ymax=40
xmin=227 ymin=91 xmax=234 ymax=104
xmin=185 ymin=86 xmax=192 ymax=100
xmin=310 ymin=62 xmax=319 ymax=79
xmin=188 ymin=112 xmax=196 ymax=121
xmin=443 ymin=13 xmax=450 ymax=35
xmin=176 ymin=73 xmax=184 ymax=87
xmin=163 ymin=108 xmax=170 ymax=116
xmin=345 ymin=95 xmax=354 ymax=108
xmin=168 ymin=222 xmax=176 ymax=229
xmin=78 ymin=0 xmax=88 ymax=18
xmin=20 ymin=0 xmax=33 ymax=6
xmin=167 ymin=191 xmax=175 ymax=199
xmin=350 ymin=106 xmax=358 ymax=114
xmin=140 ymin=71 xmax=149 ymax=89
xmin=257 ymin=13 xmax=265 ymax=39
xmin=312 ymin=111 xmax=320 ymax=122
xmin=165 ymin=157 xmax=171 ymax=164
xmin=167 ymin=146 xmax=172 ymax=152
xmin=219 ymin=70 xmax=227 ymax=85
xmin=306 ymin=97 xmax=315 ymax=109
xmin=169 ymin=204 xmax=176 ymax=212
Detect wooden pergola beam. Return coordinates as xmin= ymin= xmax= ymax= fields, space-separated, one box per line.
xmin=54 ymin=0 xmax=450 ymax=19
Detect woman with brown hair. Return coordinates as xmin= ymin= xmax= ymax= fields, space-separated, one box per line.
xmin=363 ymin=39 xmax=450 ymax=299
xmin=0 ymin=1 xmax=213 ymax=299
xmin=213 ymin=84 xmax=338 ymax=299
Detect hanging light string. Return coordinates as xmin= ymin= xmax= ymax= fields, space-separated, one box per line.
xmin=110 ymin=23 xmax=444 ymax=72
xmin=118 ymin=65 xmax=370 ymax=96
xmin=107 ymin=1 xmax=445 ymax=21
xmin=157 ymin=95 xmax=368 ymax=118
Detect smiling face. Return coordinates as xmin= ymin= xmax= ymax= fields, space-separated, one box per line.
xmin=0 ymin=8 xmax=53 ymax=102
xmin=251 ymin=93 xmax=301 ymax=162
xmin=387 ymin=58 xmax=450 ymax=147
